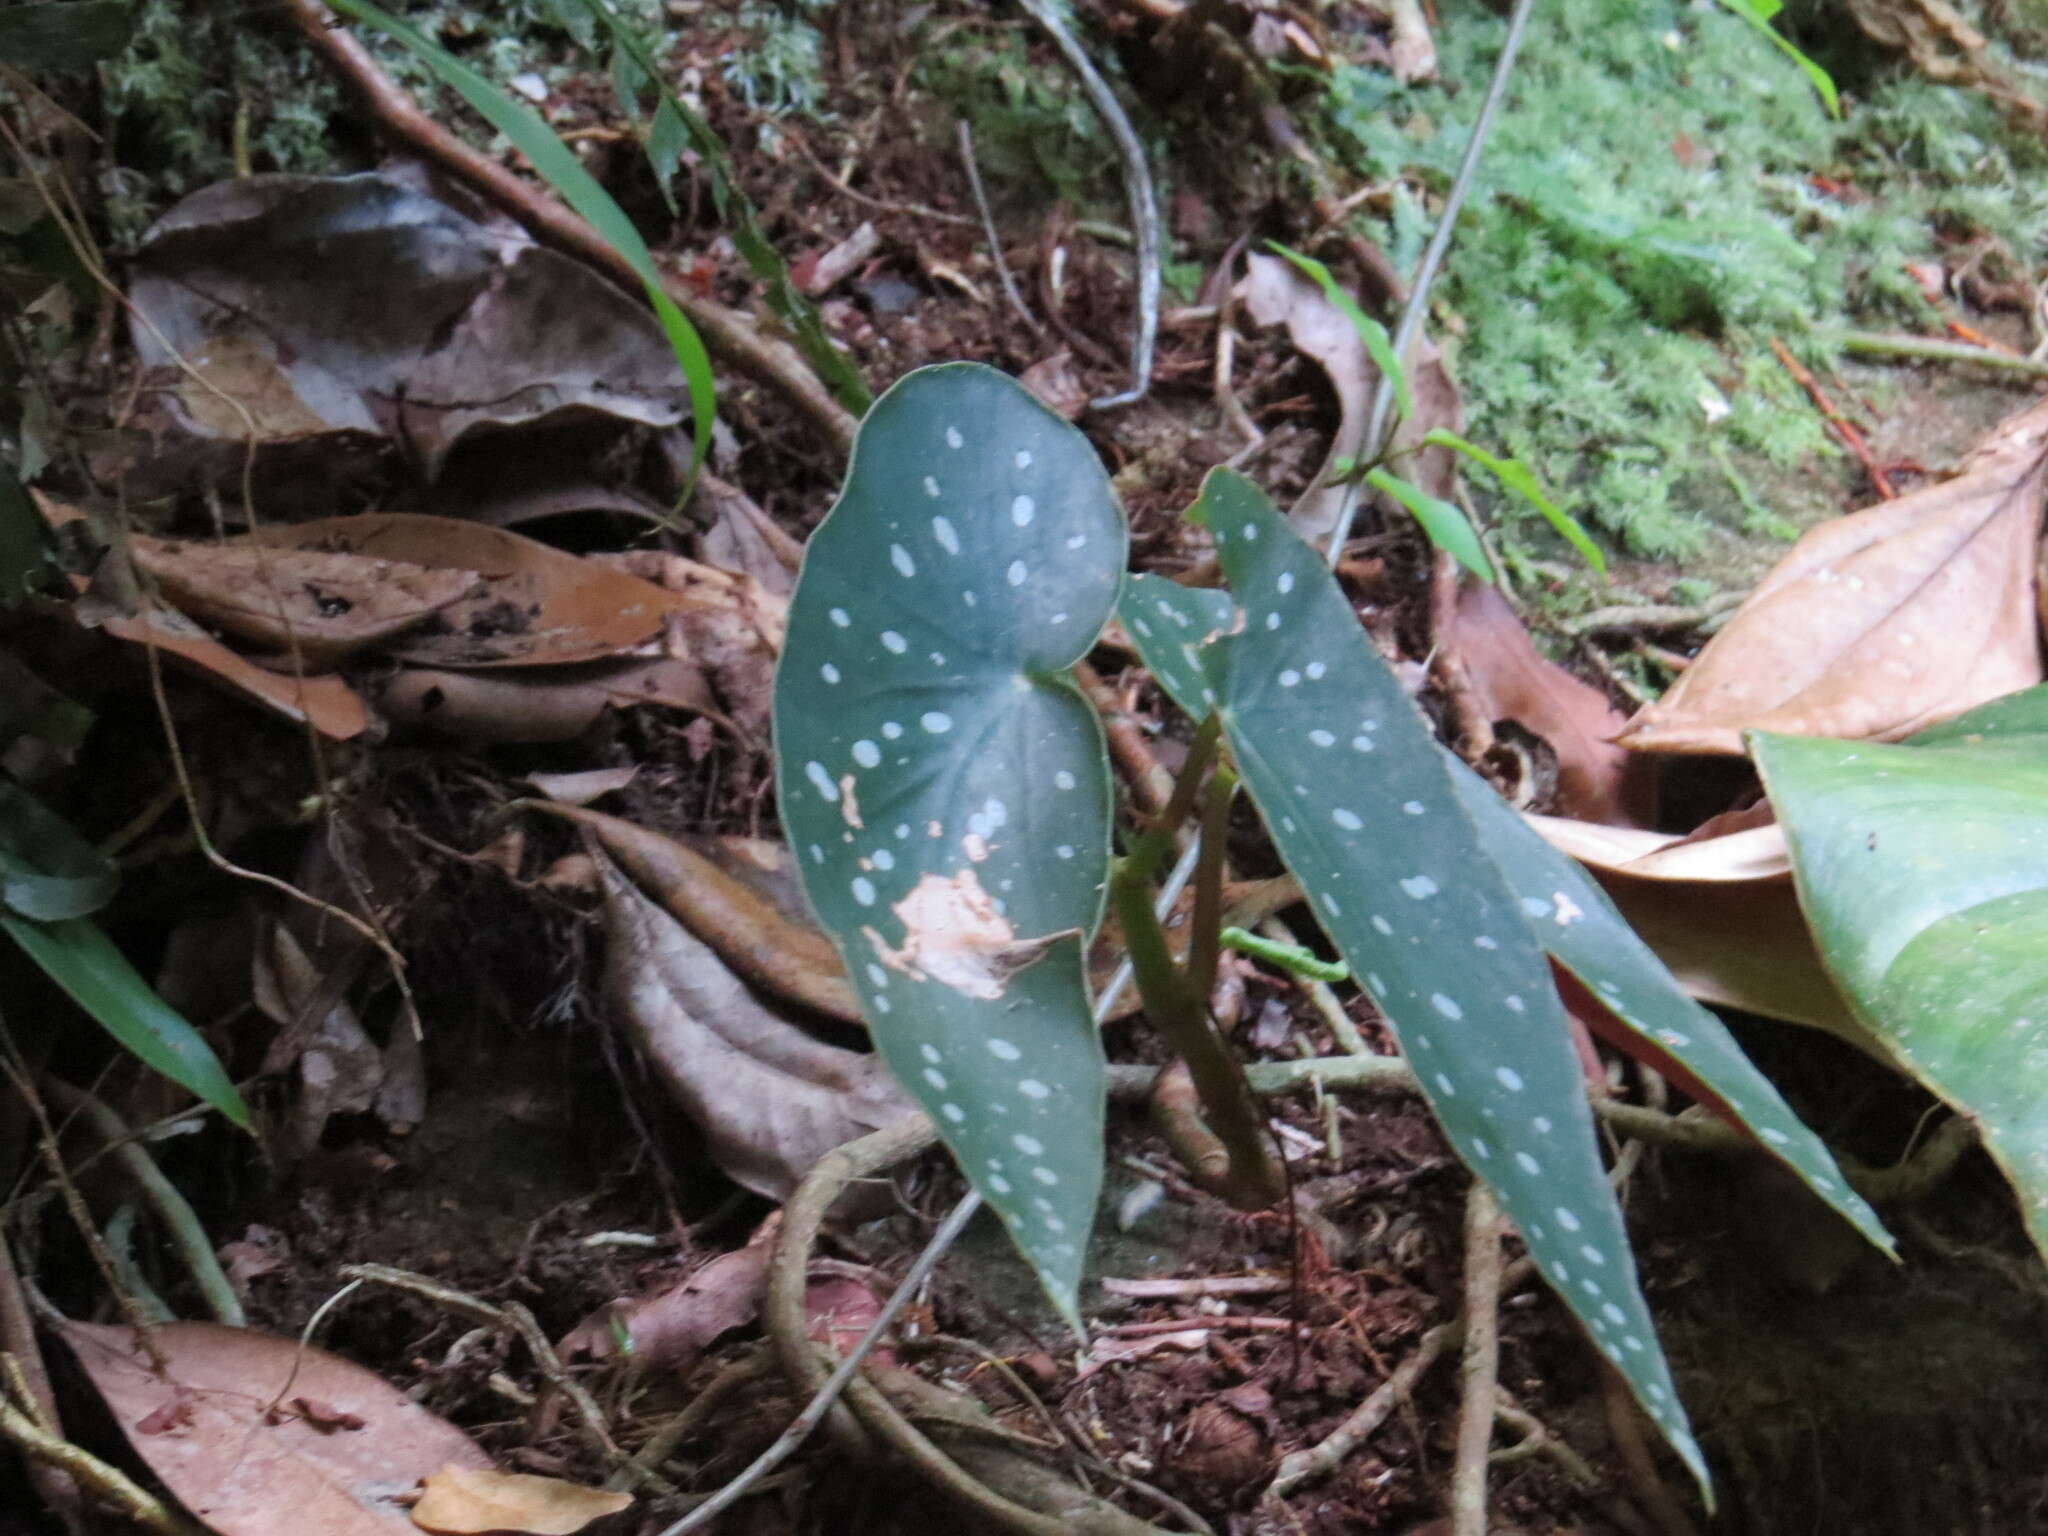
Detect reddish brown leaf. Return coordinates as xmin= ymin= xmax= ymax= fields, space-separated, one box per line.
xmin=59 ymin=1320 xmax=489 ymax=1536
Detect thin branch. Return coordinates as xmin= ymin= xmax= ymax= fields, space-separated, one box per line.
xmin=1015 ymin=0 xmax=1161 ymax=408
xmin=957 ymin=121 xmax=1042 ymax=336
xmin=1451 ymin=1184 xmax=1504 ymax=1536
xmin=0 ymin=1390 xmax=204 ymax=1536
xmin=1327 ymin=0 xmax=1540 ymax=559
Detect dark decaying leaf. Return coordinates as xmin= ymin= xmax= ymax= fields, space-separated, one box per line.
xmin=774 ymin=363 xmax=1124 ymax=1325
xmin=59 ymin=1320 xmax=489 ymax=1536
xmin=1756 ymin=684 xmax=2048 ymax=1261
xmin=1119 ymin=470 xmax=1706 ymax=1492
xmin=127 ymin=170 xmax=690 ymax=483
xmin=597 ymin=848 xmax=914 ymax=1200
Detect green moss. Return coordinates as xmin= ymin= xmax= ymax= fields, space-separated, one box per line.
xmin=1314 ymin=0 xmax=2048 ymax=568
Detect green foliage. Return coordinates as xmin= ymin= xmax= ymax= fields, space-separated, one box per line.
xmin=1315 ymin=0 xmax=2048 ymax=562
xmin=1267 ymin=242 xmax=1410 ymax=421
xmin=1363 ymin=466 xmax=1492 ymax=581
xmin=572 ymin=0 xmax=871 ymax=414
xmin=1714 ymin=0 xmax=1840 ymax=117
xmin=774 ymin=365 xmax=1124 ymax=1325
xmin=1422 ymin=428 xmax=1605 ymax=576
xmin=328 ymin=0 xmax=718 ymax=480
xmin=0 ymin=784 xmax=249 ymax=1129
xmin=0 ymin=1 xmax=135 ymax=74
xmin=913 ymin=26 xmax=1120 ymax=208
xmin=1756 ymin=685 xmax=2048 ymax=1263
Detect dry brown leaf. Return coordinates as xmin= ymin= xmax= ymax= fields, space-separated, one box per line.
xmin=410 ymin=1466 xmax=630 ymax=1536
xmin=523 ymin=767 xmax=638 ymax=806
xmin=528 ymin=801 xmax=858 ymax=1023
xmin=129 ymin=533 xmax=480 ymax=665
xmin=1440 ymin=580 xmax=1655 ymax=826
xmin=1525 ymin=809 xmax=1788 ymax=882
xmin=1383 ymin=0 xmax=1437 ymax=81
xmin=98 ymin=603 xmax=371 ymax=740
xmin=245 ymin=514 xmax=694 ymax=669
xmin=1235 ymin=250 xmax=1462 ymax=539
xmin=1619 ymin=395 xmax=2048 ymax=755
xmin=378 ymin=658 xmax=711 ymax=743
xmin=59 ymin=1320 xmax=489 ymax=1536
xmin=596 ymin=849 xmax=915 ymax=1199
xmin=560 ymin=1231 xmax=772 ymax=1370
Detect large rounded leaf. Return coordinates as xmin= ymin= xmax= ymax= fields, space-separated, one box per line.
xmin=774 ymin=364 xmax=1125 ymax=1324
xmin=1120 ymin=471 xmax=1706 ymax=1493
xmin=1755 ymin=685 xmax=2048 ymax=1260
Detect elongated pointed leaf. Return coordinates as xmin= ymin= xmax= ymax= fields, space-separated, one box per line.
xmin=1121 ymin=575 xmax=1882 ymax=1253
xmin=775 ymin=364 xmax=1124 ymax=1324
xmin=1119 ymin=472 xmax=1706 ymax=1493
xmin=0 ymin=781 xmax=118 ymax=922
xmin=1444 ymin=760 xmax=1889 ymax=1253
xmin=4 ymin=915 xmax=249 ymax=1130
xmin=1755 ymin=684 xmax=2048 ymax=1260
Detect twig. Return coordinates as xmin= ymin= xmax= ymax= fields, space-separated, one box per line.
xmin=1560 ymin=595 xmax=1745 ymax=637
xmin=0 ymin=1389 xmax=206 ymax=1536
xmin=1265 ymin=1256 xmax=1536 ymax=1498
xmin=607 ymin=1349 xmax=773 ymax=1492
xmin=39 ymin=1080 xmax=242 ymax=1328
xmin=1833 ymin=328 xmax=2048 ymax=377
xmin=957 ymin=122 xmax=1042 ymax=336
xmin=1771 ymin=337 xmax=1895 ymax=499
xmin=1491 ymin=1395 xmax=1602 ymax=1490
xmin=284 ymin=0 xmax=858 ymax=456
xmin=1073 ymin=661 xmax=1177 ymax=816
xmin=1327 ymin=0 xmax=1539 ymax=558
xmin=335 ymin=1264 xmax=652 ymax=1485
xmin=1451 ymin=1184 xmax=1504 ymax=1536
xmin=1599 ymin=1363 xmax=1701 ymax=1536
xmin=0 ymin=1239 xmax=81 ymax=1532
xmin=1100 ymin=1274 xmax=1289 ymax=1298
xmin=1016 ymin=0 xmax=1160 ymax=408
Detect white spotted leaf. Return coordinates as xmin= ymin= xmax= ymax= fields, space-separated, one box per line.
xmin=1755 ymin=685 xmax=2048 ymax=1263
xmin=774 ymin=364 xmax=1125 ymax=1325
xmin=1119 ymin=470 xmax=1708 ymax=1496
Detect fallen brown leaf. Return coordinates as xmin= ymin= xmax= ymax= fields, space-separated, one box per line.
xmin=246 ymin=514 xmax=696 ymax=669
xmin=1439 ymin=579 xmax=1655 ymax=826
xmin=527 ymin=801 xmax=858 ymax=1023
xmin=98 ymin=603 xmax=371 ymax=740
xmin=597 ymin=848 xmax=915 ymax=1199
xmin=410 ymin=1465 xmax=630 ymax=1536
xmin=378 ymin=659 xmax=711 ymax=743
xmin=1619 ymin=394 xmax=2048 ymax=754
xmin=128 ymin=534 xmax=480 ymax=665
xmin=59 ymin=1319 xmax=489 ymax=1536
xmin=560 ymin=1225 xmax=773 ymax=1370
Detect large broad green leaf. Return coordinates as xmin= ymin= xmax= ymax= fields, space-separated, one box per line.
xmin=1755 ymin=684 xmax=2048 ymax=1258
xmin=775 ymin=364 xmax=1124 ymax=1325
xmin=1119 ymin=470 xmax=1707 ymax=1493
xmin=0 ymin=780 xmax=118 ymax=922
xmin=4 ymin=915 xmax=249 ymax=1130
xmin=1444 ymin=760 xmax=1890 ymax=1254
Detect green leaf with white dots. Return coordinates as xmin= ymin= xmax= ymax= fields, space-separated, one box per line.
xmin=774 ymin=364 xmax=1125 ymax=1327
xmin=1444 ymin=758 xmax=1890 ymax=1255
xmin=1755 ymin=685 xmax=2048 ymax=1263
xmin=1119 ymin=471 xmax=1708 ymax=1497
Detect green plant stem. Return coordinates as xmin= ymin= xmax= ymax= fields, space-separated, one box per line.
xmin=1185 ymin=762 xmax=1237 ymax=1006
xmin=1831 ymin=329 xmax=2048 ymax=377
xmin=39 ymin=1079 xmax=241 ymax=1327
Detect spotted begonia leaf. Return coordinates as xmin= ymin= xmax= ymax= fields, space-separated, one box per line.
xmin=774 ymin=364 xmax=1124 ymax=1325
xmin=1755 ymin=685 xmax=2048 ymax=1262
xmin=1444 ymin=759 xmax=1890 ymax=1253
xmin=1117 ymin=470 xmax=1707 ymax=1494
xmin=1122 ymin=574 xmax=1885 ymax=1257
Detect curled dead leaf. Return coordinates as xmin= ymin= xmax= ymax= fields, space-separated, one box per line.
xmin=1619 ymin=395 xmax=2048 ymax=755
xmin=522 ymin=801 xmax=857 ymax=1023
xmin=97 ymin=602 xmax=372 ymax=740
xmin=596 ymin=849 xmax=914 ymax=1199
xmin=410 ymin=1465 xmax=630 ymax=1536
xmin=128 ymin=533 xmax=480 ymax=665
